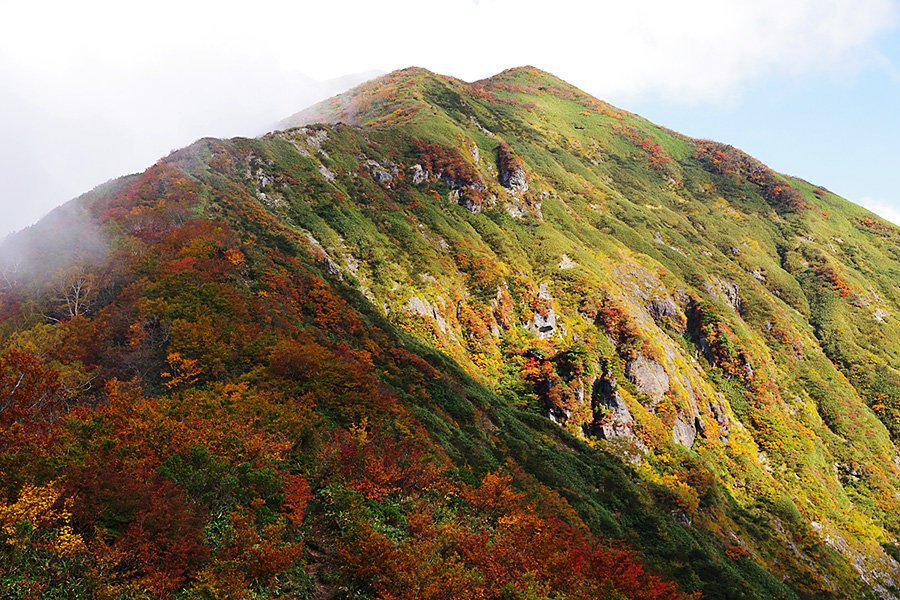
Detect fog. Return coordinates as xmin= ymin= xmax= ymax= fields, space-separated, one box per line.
xmin=0 ymin=63 xmax=377 ymax=240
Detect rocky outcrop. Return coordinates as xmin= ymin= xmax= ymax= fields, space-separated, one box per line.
xmin=498 ymin=143 xmax=528 ymax=192
xmin=500 ymin=165 xmax=528 ymax=192
xmin=365 ymin=159 xmax=394 ymax=185
xmin=673 ymin=414 xmax=696 ymax=449
xmin=527 ymin=282 xmax=559 ymax=340
xmin=407 ymin=296 xmax=449 ymax=334
xmin=626 ymin=352 xmax=670 ymax=402
xmin=708 ymin=276 xmax=741 ymax=313
xmin=410 ymin=164 xmax=427 ymax=185
xmin=530 ymin=309 xmax=557 ymax=340
xmin=647 ymin=298 xmax=687 ymax=332
xmin=592 ymin=374 xmax=636 ymax=442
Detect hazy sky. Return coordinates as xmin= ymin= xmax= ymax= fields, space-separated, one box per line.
xmin=2 ymin=0 xmax=899 ymax=238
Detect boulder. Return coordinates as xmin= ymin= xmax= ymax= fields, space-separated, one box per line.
xmin=531 ymin=308 xmax=557 ymax=340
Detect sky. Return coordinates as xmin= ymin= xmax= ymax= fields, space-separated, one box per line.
xmin=1 ymin=0 xmax=899 ymax=238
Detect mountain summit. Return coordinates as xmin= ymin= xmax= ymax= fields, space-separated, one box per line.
xmin=3 ymin=67 xmax=900 ymax=599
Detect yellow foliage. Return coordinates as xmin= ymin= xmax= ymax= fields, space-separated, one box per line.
xmin=0 ymin=480 xmax=86 ymax=554
xmin=350 ymin=416 xmax=371 ymax=444
xmin=161 ymin=351 xmax=203 ymax=390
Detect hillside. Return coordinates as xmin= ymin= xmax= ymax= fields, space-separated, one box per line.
xmin=2 ymin=66 xmax=900 ymax=599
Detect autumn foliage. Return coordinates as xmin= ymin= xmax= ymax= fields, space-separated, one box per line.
xmin=694 ymin=141 xmax=808 ymax=211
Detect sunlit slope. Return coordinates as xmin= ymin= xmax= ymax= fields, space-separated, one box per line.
xmin=3 ymin=66 xmax=900 ymax=599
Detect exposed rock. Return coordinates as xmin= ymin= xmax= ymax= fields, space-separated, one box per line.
xmin=505 ymin=202 xmax=527 ymax=218
xmin=408 ymin=296 xmax=429 ymax=318
xmin=559 ymin=254 xmax=577 ymax=270
xmin=525 ymin=282 xmax=558 ymax=339
xmin=875 ymin=309 xmax=889 ymax=322
xmin=410 ymin=164 xmax=427 ymax=185
xmin=592 ymin=374 xmax=636 ymax=441
xmin=538 ymin=282 xmax=553 ymax=300
xmin=498 ymin=144 xmax=528 ymax=192
xmin=365 ymin=160 xmax=393 ymax=185
xmin=647 ymin=298 xmax=687 ymax=332
xmin=673 ymin=414 xmax=696 ymax=449
xmin=257 ymin=171 xmax=275 ymax=187
xmin=500 ymin=166 xmax=529 ymax=192
xmin=626 ymin=352 xmax=670 ymax=401
xmin=303 ymin=233 xmax=342 ymax=279
xmin=695 ymin=416 xmax=707 ymax=438
xmin=408 ymin=296 xmax=449 ymax=334
xmin=711 ymin=276 xmax=742 ymax=313
xmin=318 ymin=164 xmax=336 ymax=182
xmin=530 ymin=309 xmax=557 ymax=340
xmin=710 ymin=393 xmax=731 ymax=437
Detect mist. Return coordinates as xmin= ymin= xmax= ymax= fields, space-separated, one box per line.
xmin=0 ymin=64 xmax=379 ymax=241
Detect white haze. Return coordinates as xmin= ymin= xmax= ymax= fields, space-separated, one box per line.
xmin=0 ymin=0 xmax=897 ymax=238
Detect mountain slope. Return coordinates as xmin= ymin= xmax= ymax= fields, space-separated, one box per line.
xmin=2 ymin=66 xmax=900 ymax=599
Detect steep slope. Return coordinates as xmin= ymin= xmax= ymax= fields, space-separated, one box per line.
xmin=2 ymin=66 xmax=900 ymax=599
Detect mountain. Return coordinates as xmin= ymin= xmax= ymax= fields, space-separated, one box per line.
xmin=2 ymin=66 xmax=900 ymax=599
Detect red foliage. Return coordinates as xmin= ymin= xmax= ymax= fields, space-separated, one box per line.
xmin=413 ymin=141 xmax=487 ymax=207
xmin=496 ymin=142 xmax=527 ymax=178
xmin=66 ymin=458 xmax=209 ymax=594
xmin=615 ymin=125 xmax=672 ymax=170
xmin=339 ymin=466 xmax=688 ymax=600
xmin=0 ymin=350 xmax=62 ymax=442
xmin=815 ymin=265 xmax=853 ymax=298
xmin=693 ymin=141 xmax=808 ymax=212
xmin=691 ymin=301 xmax=754 ymax=382
xmin=592 ymin=298 xmax=645 ymax=358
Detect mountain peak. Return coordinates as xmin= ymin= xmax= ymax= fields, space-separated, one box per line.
xmin=6 ymin=64 xmax=900 ymax=600
xmin=279 ymin=66 xmax=590 ymax=131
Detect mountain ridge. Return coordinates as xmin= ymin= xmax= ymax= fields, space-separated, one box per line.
xmin=2 ymin=66 xmax=900 ymax=599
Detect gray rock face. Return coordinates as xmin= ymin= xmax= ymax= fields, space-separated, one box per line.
xmin=710 ymin=393 xmax=731 ymax=438
xmin=408 ymin=296 xmax=449 ymax=334
xmin=257 ymin=171 xmax=275 ymax=187
xmin=531 ymin=309 xmax=557 ymax=340
xmin=527 ymin=282 xmax=557 ymax=339
xmin=593 ymin=375 xmax=635 ymax=441
xmin=673 ymin=414 xmax=696 ymax=449
xmin=373 ymin=169 xmax=392 ymax=184
xmin=410 ymin=164 xmax=427 ymax=185
xmin=626 ymin=352 xmax=670 ymax=401
xmin=365 ymin=160 xmax=393 ymax=185
xmin=500 ymin=166 xmax=528 ymax=192
xmin=712 ymin=276 xmax=742 ymax=313
xmin=648 ymin=298 xmax=686 ymax=332
xmin=598 ymin=391 xmax=635 ymax=441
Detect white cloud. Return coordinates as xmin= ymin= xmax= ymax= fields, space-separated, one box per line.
xmin=0 ymin=0 xmax=897 ymax=237
xmin=858 ymin=197 xmax=900 ymax=227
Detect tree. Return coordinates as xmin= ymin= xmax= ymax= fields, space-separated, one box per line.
xmin=48 ymin=265 xmax=97 ymax=321
xmin=0 ymin=350 xmax=61 ymax=437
